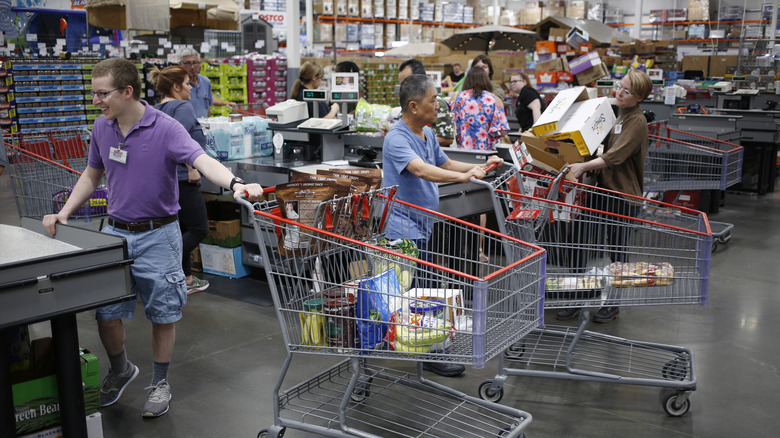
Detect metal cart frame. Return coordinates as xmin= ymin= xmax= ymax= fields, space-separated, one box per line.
xmin=238 ymin=186 xmax=545 ymax=437
xmin=473 ymin=168 xmax=713 ymax=417
xmin=4 ymin=129 xmax=107 ymax=223
xmin=647 ymin=121 xmax=744 ymax=250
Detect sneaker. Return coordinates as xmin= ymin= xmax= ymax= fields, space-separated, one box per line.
xmin=142 ymin=379 xmax=172 ymax=418
xmin=186 ymin=276 xmax=209 ymax=295
xmin=593 ymin=306 xmax=620 ymax=323
xmin=422 ymin=362 xmax=465 ymax=377
xmin=100 ymin=362 xmax=139 ymax=407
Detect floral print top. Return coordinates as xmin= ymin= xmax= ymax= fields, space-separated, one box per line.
xmin=450 ymin=89 xmax=509 ymax=151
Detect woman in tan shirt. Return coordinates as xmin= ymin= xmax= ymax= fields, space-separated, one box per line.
xmin=558 ymin=69 xmax=653 ymax=323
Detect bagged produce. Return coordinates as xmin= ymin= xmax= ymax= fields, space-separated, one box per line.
xmin=354 ymin=98 xmax=392 ymax=132
xmin=368 ymin=238 xmax=418 ymax=291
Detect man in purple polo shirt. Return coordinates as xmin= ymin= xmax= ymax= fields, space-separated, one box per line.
xmin=42 ymin=58 xmax=263 ymax=418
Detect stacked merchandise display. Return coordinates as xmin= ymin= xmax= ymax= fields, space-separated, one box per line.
xmin=363 ymin=61 xmax=399 ymax=106
xmin=6 ymin=59 xmax=93 ymax=133
xmin=0 ymin=61 xmax=17 ymax=132
xmin=247 ymin=54 xmax=288 ymax=109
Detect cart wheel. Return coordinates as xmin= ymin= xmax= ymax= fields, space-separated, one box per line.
xmin=711 ymin=241 xmax=718 ymax=253
xmin=257 ymin=426 xmax=285 ymax=437
xmin=504 ymin=342 xmax=525 ymax=360
xmin=350 ymin=376 xmax=373 ymax=403
xmin=478 ymin=380 xmax=504 ymax=403
xmin=663 ymin=393 xmax=691 ymax=417
xmin=662 ymin=359 xmax=688 ymax=381
xmin=497 ymin=425 xmax=526 ymax=438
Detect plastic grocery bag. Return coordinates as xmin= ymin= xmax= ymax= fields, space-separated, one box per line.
xmin=356 ymin=268 xmax=401 ymax=350
xmin=354 ymin=99 xmax=392 ymax=132
xmin=368 ymin=238 xmax=418 ymax=291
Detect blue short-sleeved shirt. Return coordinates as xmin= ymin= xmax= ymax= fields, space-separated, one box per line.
xmin=88 ymin=100 xmax=204 ymax=222
xmin=382 ymin=119 xmax=449 ymax=240
xmin=189 ymin=74 xmax=213 ymax=118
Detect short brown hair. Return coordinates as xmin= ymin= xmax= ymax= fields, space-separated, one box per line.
xmin=471 ymin=54 xmax=494 ymax=79
xmin=149 ymin=66 xmax=189 ymax=99
xmin=463 ymin=67 xmax=493 ymax=98
xmin=92 ymin=58 xmax=142 ymax=100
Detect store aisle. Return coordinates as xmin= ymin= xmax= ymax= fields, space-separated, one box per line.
xmin=3 ymin=168 xmax=780 ymax=437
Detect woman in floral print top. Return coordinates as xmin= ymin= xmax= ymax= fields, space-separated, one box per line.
xmin=450 ymin=67 xmax=509 ymax=151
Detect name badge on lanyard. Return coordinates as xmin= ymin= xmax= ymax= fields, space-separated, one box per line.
xmin=110 ymin=142 xmax=128 ymax=164
xmin=614 ymin=123 xmax=623 ymax=134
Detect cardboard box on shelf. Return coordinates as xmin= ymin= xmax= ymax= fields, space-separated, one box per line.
xmin=535 ymin=40 xmax=556 ymax=55
xmin=681 ymin=55 xmax=710 ymax=77
xmin=536 ymin=71 xmax=557 ymax=86
xmin=688 ymin=0 xmax=710 ymax=21
xmin=12 ymin=344 xmax=100 ymax=436
xmin=203 ymin=200 xmax=242 ymax=247
xmin=549 ymin=27 xmax=568 ymax=42
xmin=519 ymin=1 xmax=542 ymax=24
xmin=709 ymin=55 xmax=738 ymax=77
xmin=348 ymin=0 xmax=360 ymax=15
xmin=200 ymin=243 xmax=251 ymax=279
xmin=568 ymin=51 xmax=602 ymax=75
xmin=535 ymin=56 xmax=570 ymax=72
xmin=575 ymin=62 xmax=610 ymax=85
xmin=566 ymin=0 xmax=586 ymax=18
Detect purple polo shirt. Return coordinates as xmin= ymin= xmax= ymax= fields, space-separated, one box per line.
xmin=88 ymin=100 xmax=205 ymax=222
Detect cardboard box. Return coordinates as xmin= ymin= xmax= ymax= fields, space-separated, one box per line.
xmin=190 ymin=246 xmax=202 ymax=272
xmin=532 ymin=86 xmax=590 ymax=136
xmin=568 ymin=51 xmax=602 ymax=75
xmin=535 ymin=40 xmax=556 ymax=55
xmin=535 ymin=57 xmax=569 ymax=72
xmin=709 ymin=55 xmax=738 ymax=77
xmin=556 ymin=71 xmax=574 ymax=82
xmin=544 ymin=97 xmax=615 ymax=156
xmin=688 ymin=0 xmax=710 ymax=21
xmin=203 ymin=200 xmax=242 ymax=247
xmin=200 ymin=243 xmax=251 ymax=278
xmin=521 ymin=133 xmax=584 ymax=178
xmin=548 ymin=27 xmax=568 ymax=42
xmin=566 ymin=0 xmax=586 ymax=18
xmin=13 ymin=347 xmax=99 ymax=436
xmin=574 ymin=62 xmax=610 ymax=85
xmin=20 ymin=413 xmax=103 ymax=438
xmin=681 ymin=55 xmax=710 ymax=77
xmin=536 ymin=71 xmax=557 ymax=86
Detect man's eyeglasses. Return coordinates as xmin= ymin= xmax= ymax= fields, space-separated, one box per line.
xmin=182 ymin=61 xmax=200 ymax=66
xmin=89 ymin=88 xmax=121 ymax=99
xmin=614 ymin=83 xmax=633 ymax=96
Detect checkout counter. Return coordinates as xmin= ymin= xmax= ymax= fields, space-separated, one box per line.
xmin=203 ymin=73 xmax=501 ymax=269
xmin=668 ymin=90 xmax=780 ymax=195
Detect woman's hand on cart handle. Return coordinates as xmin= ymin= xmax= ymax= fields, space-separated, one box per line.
xmin=231 ymin=182 xmax=265 ymax=201
xmin=42 ymin=213 xmax=68 ymax=237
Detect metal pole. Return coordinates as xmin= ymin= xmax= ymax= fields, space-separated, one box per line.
xmin=306 ymin=0 xmax=314 ymax=53
xmin=287 ymin=0 xmax=302 ymax=97
xmin=634 ymin=0 xmax=643 ymax=39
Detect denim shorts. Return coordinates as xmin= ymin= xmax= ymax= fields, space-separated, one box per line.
xmin=97 ymin=221 xmax=187 ymax=324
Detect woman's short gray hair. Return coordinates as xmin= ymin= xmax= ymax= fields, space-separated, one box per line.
xmin=400 ymin=74 xmax=436 ymax=112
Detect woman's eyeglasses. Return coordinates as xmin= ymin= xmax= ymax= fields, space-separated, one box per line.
xmin=614 ymin=83 xmax=633 ymax=96
xmin=182 ymin=61 xmax=200 ymax=66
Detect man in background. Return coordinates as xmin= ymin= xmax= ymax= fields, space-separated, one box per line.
xmin=179 ymin=48 xmax=236 ymax=118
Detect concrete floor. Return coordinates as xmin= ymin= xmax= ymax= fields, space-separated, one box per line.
xmin=3 ymin=169 xmax=780 ymax=438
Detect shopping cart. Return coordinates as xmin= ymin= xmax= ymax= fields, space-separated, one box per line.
xmin=473 ymin=167 xmax=713 ymax=417
xmin=237 ymin=185 xmax=545 ymax=438
xmin=4 ymin=129 xmax=107 ymax=222
xmin=647 ymin=120 xmax=742 ymax=250
xmin=236 ymin=102 xmax=267 ymax=117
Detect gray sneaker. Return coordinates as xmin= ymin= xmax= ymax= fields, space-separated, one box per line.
xmin=100 ymin=362 xmax=139 ymax=407
xmin=186 ymin=276 xmax=209 ymax=295
xmin=142 ymin=379 xmax=172 ymax=418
